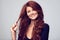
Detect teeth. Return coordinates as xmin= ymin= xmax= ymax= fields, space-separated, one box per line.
xmin=31 ymin=15 xmax=34 ymax=17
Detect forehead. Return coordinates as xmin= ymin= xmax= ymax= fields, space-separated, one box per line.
xmin=26 ymin=6 xmax=33 ymax=11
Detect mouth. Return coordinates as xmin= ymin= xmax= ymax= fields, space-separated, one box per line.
xmin=30 ymin=14 xmax=36 ymax=17
xmin=29 ymin=14 xmax=37 ymax=19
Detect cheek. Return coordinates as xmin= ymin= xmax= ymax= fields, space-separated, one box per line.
xmin=34 ymin=12 xmax=38 ymax=16
xmin=27 ymin=13 xmax=30 ymax=17
xmin=35 ymin=13 xmax=38 ymax=17
xmin=33 ymin=11 xmax=38 ymax=16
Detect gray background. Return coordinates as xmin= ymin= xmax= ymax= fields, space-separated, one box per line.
xmin=0 ymin=0 xmax=60 ymax=40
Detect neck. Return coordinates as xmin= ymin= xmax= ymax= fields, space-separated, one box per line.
xmin=31 ymin=20 xmax=35 ymax=24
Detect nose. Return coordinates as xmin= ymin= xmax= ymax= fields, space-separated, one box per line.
xmin=27 ymin=11 xmax=36 ymax=16
xmin=30 ymin=11 xmax=35 ymax=16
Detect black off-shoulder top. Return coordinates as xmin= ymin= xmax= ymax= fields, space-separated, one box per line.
xmin=18 ymin=23 xmax=49 ymax=40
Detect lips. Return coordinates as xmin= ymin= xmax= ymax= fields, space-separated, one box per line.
xmin=29 ymin=14 xmax=37 ymax=19
xmin=30 ymin=13 xmax=36 ymax=17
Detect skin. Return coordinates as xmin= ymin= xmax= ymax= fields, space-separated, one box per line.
xmin=10 ymin=6 xmax=38 ymax=40
xmin=10 ymin=22 xmax=18 ymax=40
xmin=26 ymin=6 xmax=38 ymax=20
xmin=26 ymin=6 xmax=38 ymax=39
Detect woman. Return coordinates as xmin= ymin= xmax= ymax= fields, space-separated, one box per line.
xmin=10 ymin=1 xmax=49 ymax=40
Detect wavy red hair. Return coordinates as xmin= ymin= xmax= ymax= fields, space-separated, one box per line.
xmin=18 ymin=1 xmax=44 ymax=40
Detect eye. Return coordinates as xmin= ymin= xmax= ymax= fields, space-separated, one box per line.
xmin=27 ymin=10 xmax=30 ymax=13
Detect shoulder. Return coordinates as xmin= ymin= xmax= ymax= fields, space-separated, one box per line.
xmin=43 ymin=23 xmax=49 ymax=31
xmin=40 ymin=23 xmax=49 ymax=40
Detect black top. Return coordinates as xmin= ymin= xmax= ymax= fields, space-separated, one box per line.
xmin=18 ymin=23 xmax=49 ymax=40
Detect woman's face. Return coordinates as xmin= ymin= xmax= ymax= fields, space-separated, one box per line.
xmin=26 ymin=6 xmax=38 ymax=20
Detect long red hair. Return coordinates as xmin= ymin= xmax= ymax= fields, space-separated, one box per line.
xmin=18 ymin=1 xmax=44 ymax=40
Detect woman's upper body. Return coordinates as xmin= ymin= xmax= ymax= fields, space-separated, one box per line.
xmin=18 ymin=23 xmax=49 ymax=40
xmin=10 ymin=1 xmax=49 ymax=40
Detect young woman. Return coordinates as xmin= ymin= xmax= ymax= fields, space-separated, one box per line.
xmin=10 ymin=1 xmax=49 ymax=40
